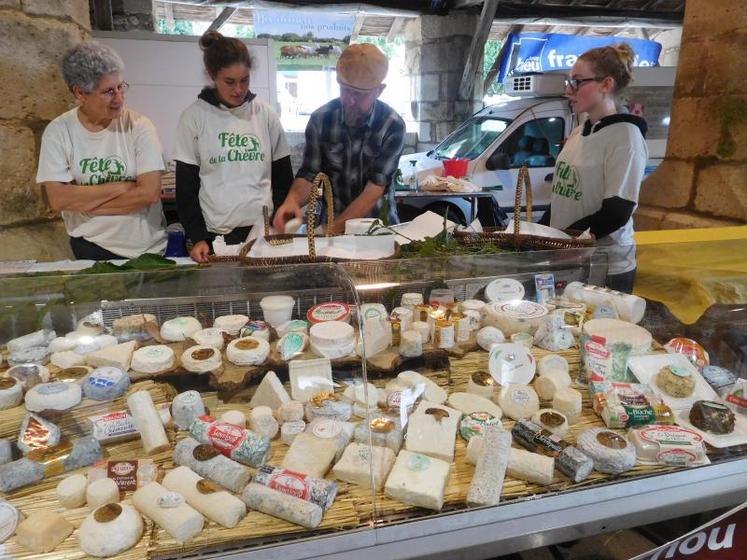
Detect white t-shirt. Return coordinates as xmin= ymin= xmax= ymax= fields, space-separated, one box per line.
xmin=549 ymin=120 xmax=648 ymax=275
xmin=175 ymin=97 xmax=290 ymax=234
xmin=36 ymin=107 xmax=167 ymax=258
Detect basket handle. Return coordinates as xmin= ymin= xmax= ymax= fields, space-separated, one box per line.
xmin=513 ymin=165 xmax=533 ymax=238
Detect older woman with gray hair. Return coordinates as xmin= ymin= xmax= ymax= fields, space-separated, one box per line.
xmin=36 ymin=41 xmax=167 ymax=260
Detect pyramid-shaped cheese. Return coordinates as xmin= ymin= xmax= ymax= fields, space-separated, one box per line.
xmin=85 ymin=341 xmax=137 ymax=370
xmin=249 ymin=371 xmax=290 ymax=410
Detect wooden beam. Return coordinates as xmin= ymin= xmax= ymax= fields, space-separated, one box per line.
xmin=483 ymin=24 xmax=523 ymax=94
xmin=92 ymin=0 xmax=113 ymax=31
xmin=207 ymin=7 xmax=236 ymax=32
xmin=351 ymin=14 xmax=365 ymax=41
xmin=458 ymin=0 xmax=500 ymax=101
xmin=386 ymin=17 xmax=407 ymax=42
xmin=453 ymin=0 xmax=486 ymax=8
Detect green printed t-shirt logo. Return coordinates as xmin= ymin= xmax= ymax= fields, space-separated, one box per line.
xmin=79 ymin=155 xmax=129 ymax=185
xmin=209 ymin=132 xmax=265 ymax=165
xmin=552 ymin=161 xmax=582 ymax=201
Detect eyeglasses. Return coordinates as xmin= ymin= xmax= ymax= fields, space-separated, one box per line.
xmin=95 ymin=82 xmax=130 ymax=98
xmin=564 ymin=77 xmax=601 ymax=91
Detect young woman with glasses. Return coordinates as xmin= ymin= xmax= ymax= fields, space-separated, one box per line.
xmin=539 ymin=43 xmax=648 ymax=294
xmin=36 ymin=41 xmax=167 ymax=260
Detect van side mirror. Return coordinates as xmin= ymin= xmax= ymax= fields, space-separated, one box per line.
xmin=486 ymin=152 xmax=511 ymax=171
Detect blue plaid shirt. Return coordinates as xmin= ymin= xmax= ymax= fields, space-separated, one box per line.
xmin=296 ymin=98 xmax=406 ymax=225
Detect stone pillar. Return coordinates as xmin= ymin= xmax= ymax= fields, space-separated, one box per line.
xmin=636 ymin=1 xmax=747 ymax=230
xmin=404 ymin=15 xmax=484 ymax=152
xmin=0 ymin=1 xmax=90 ymax=260
xmin=111 ymin=0 xmax=157 ymax=32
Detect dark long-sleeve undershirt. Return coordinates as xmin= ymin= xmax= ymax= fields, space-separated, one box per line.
xmin=538 ymin=196 xmax=635 ymax=239
xmin=175 ymin=155 xmax=294 ymax=244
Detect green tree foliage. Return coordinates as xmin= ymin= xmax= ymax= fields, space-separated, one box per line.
xmin=352 ymin=35 xmax=403 ymax=60
xmin=483 ymin=39 xmax=503 ymax=96
xmin=157 ymin=19 xmax=194 ymax=36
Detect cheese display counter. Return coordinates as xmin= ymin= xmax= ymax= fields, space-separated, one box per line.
xmin=0 ymin=241 xmax=745 ymax=560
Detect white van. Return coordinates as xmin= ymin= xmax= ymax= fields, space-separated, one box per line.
xmin=397 ymin=67 xmax=675 ymax=224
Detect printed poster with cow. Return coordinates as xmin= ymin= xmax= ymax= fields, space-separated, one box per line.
xmin=254 ymin=9 xmax=355 ymax=70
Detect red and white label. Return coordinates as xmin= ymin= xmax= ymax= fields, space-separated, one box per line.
xmin=206 ymin=421 xmax=247 ymax=454
xmin=268 ymin=469 xmax=311 ymax=500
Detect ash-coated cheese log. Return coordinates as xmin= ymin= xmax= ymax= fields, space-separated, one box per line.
xmin=189 ymin=416 xmax=271 ymax=468
xmin=127 ymin=390 xmax=170 ymax=455
xmin=241 ymin=482 xmax=323 ymax=529
xmin=507 ymin=448 xmax=556 ymax=486
xmin=512 ymin=419 xmax=593 ymax=483
xmin=467 ymin=426 xmax=511 ymax=507
xmin=132 ymin=481 xmax=205 ymax=544
xmin=78 ymin=503 xmax=144 ymax=558
xmin=173 ymin=437 xmax=251 ymax=493
xmin=163 ymin=466 xmax=246 ymax=528
xmin=253 ymin=465 xmax=337 ymax=511
xmin=0 ymin=458 xmax=44 ymax=491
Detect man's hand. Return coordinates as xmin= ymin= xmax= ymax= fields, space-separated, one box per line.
xmin=272 ymin=199 xmax=304 ymax=233
xmin=190 ymin=241 xmax=211 ymax=263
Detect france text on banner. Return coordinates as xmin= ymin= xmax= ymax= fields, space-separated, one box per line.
xmin=497 ymin=32 xmax=662 ymax=83
xmin=254 ymin=9 xmax=354 ymax=71
xmin=631 ymin=501 xmax=747 ymax=560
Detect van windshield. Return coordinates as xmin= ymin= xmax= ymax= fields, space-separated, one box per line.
xmin=432 ymin=117 xmax=511 ymax=160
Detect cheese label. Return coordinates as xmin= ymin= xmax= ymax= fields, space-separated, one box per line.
xmin=262 ymin=466 xmax=311 ymax=500
xmin=486 ymin=278 xmax=525 ymax=302
xmin=497 ymin=300 xmax=546 ymax=319
xmin=656 ymin=448 xmax=698 ymax=467
xmin=669 ymin=365 xmax=691 ymax=378
xmin=580 ymin=334 xmax=635 ymax=383
xmin=87 ymin=367 xmax=124 ymax=389
xmin=279 ymin=333 xmax=306 ymax=361
xmin=311 ymin=419 xmax=342 ymax=439
xmin=407 ymin=453 xmax=431 ymax=472
xmin=109 ymin=460 xmax=139 ymax=491
xmin=240 ymin=321 xmax=270 ymax=337
xmin=307 ymin=302 xmax=350 ymax=324
xmin=21 ymin=415 xmax=54 ymax=450
xmin=205 ymin=420 xmax=249 ymax=453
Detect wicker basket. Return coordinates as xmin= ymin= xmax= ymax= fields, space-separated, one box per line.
xmin=239 ymin=173 xmax=401 ymax=266
xmin=455 ymin=166 xmax=595 ymax=251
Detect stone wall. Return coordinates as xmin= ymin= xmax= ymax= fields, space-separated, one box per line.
xmin=636 ymin=0 xmax=747 ymax=230
xmin=404 ymin=14 xmax=483 ymax=152
xmin=112 ymin=0 xmax=156 ymax=32
xmin=0 ymin=0 xmax=90 ymax=260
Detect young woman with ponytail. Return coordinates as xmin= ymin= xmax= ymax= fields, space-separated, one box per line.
xmin=539 ymin=44 xmax=648 ymax=293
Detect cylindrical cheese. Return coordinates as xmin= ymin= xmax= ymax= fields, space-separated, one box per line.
xmin=552 ymin=387 xmax=583 ymax=424
xmin=280 ymin=420 xmax=306 ymax=445
xmin=56 ymin=473 xmax=87 ymax=509
xmin=507 ymin=448 xmax=555 ymax=486
xmin=173 ymin=437 xmax=251 ymax=494
xmin=219 ymin=410 xmax=246 ymax=428
xmin=535 ymin=369 xmax=573 ymax=400
xmin=241 ymin=482 xmax=323 ymax=529
xmin=25 ymin=381 xmax=82 ymax=412
xmin=411 ymin=321 xmax=431 ymax=345
xmin=498 ymin=385 xmax=540 ymax=420
xmin=78 ymin=503 xmax=143 ymax=558
xmin=399 ymin=330 xmax=423 ymax=358
xmin=249 ymin=406 xmax=279 ymax=439
xmin=172 ymin=391 xmax=206 ymax=431
xmin=538 ymin=354 xmax=569 ymax=376
xmin=163 ymin=466 xmax=246 ymax=528
xmin=0 ymin=377 xmax=23 ymax=410
xmin=127 ymin=391 xmax=170 ymax=455
xmin=466 ymin=371 xmax=496 ymax=399
xmin=86 ymin=478 xmax=120 ymax=510
xmin=132 ymin=481 xmax=204 ymax=545
xmin=277 ymin=401 xmax=304 ymax=423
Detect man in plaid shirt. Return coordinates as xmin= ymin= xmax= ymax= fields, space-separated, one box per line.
xmin=273 ymin=44 xmax=406 ymax=233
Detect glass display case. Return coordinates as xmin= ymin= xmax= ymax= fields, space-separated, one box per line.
xmin=0 ymin=240 xmax=746 ymax=560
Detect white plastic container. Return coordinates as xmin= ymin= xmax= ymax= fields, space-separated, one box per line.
xmin=259 ymin=295 xmax=296 ymax=328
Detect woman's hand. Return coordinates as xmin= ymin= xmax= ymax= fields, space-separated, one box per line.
xmin=190 ymin=241 xmax=211 ymax=263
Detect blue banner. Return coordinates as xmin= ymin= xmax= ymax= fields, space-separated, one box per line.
xmin=498 ymin=32 xmax=662 ymax=83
